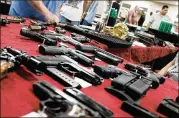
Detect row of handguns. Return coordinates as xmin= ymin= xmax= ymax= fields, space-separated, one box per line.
xmin=2 ymin=45 xmax=178 ymax=117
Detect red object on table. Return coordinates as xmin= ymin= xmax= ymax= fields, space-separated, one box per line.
xmin=108 ymin=45 xmax=178 ymax=64
xmin=90 ymin=40 xmax=108 ymax=50
xmin=1 ymin=16 xmax=178 ymax=117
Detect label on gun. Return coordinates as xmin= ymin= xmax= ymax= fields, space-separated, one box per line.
xmin=74 ymin=77 xmax=92 ymax=88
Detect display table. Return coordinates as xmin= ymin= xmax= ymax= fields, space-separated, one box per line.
xmin=108 ymin=46 xmax=178 ymax=64
xmin=1 ymin=17 xmax=178 ymax=117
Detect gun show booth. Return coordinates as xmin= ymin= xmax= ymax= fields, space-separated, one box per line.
xmin=1 ymin=0 xmax=179 ymax=117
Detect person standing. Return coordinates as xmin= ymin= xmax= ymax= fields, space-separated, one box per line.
xmin=126 ymin=5 xmax=140 ymax=25
xmin=9 ymin=0 xmax=66 ymax=24
xmin=81 ymin=0 xmax=98 ymax=26
xmin=59 ymin=0 xmax=87 ymax=25
xmin=138 ymin=10 xmax=146 ymax=26
xmin=147 ymin=5 xmax=171 ymax=30
xmin=106 ymin=0 xmax=121 ymax=27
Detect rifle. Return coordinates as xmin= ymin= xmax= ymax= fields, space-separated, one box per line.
xmin=20 ymin=29 xmax=57 ymax=46
xmin=33 ymin=80 xmax=101 ymax=117
xmin=38 ymin=45 xmax=94 ymax=66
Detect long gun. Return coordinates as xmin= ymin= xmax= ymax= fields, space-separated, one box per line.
xmin=20 ymin=29 xmax=57 ymax=46
xmin=38 ymin=45 xmax=94 ymax=66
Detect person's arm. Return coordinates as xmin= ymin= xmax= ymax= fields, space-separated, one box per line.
xmin=28 ymin=0 xmax=59 ymax=23
xmin=82 ymin=0 xmax=92 ymax=19
xmin=127 ymin=10 xmax=133 ymax=24
xmin=146 ymin=14 xmax=154 ymax=30
xmin=158 ymin=58 xmax=176 ymax=76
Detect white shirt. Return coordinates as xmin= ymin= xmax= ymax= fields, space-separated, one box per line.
xmin=60 ymin=0 xmax=84 ymax=21
xmin=149 ymin=13 xmax=171 ymax=30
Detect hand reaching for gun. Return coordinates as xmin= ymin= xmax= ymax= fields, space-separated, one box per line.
xmin=45 ymin=12 xmax=59 ymax=24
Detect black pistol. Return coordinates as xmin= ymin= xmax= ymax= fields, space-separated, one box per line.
xmin=38 ymin=45 xmax=94 ymax=66
xmin=33 ymin=80 xmax=101 ymax=117
xmin=93 ymin=65 xmax=126 ymax=78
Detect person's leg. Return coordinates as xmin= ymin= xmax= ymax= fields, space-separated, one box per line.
xmin=59 ymin=16 xmax=67 ymax=24
xmin=81 ymin=20 xmax=92 ymax=26
xmin=71 ymin=21 xmax=80 ymax=26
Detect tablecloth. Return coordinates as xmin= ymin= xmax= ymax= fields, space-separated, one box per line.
xmin=108 ymin=46 xmax=178 ymax=64
xmin=1 ymin=16 xmax=178 ymax=117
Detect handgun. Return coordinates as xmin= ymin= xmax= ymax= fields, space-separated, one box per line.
xmin=38 ymin=45 xmax=94 ymax=66
xmin=33 ymin=80 xmax=101 ymax=117
xmin=93 ymin=65 xmax=127 ymax=78
xmin=57 ymin=60 xmax=103 ymax=85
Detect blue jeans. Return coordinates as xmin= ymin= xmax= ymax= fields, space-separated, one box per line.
xmin=60 ymin=16 xmax=80 ymax=26
xmin=81 ymin=19 xmax=92 ymax=26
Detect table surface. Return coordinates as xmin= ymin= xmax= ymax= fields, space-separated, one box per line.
xmin=1 ymin=17 xmax=178 ymax=117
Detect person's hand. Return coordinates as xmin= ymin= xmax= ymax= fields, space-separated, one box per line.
xmin=44 ymin=12 xmax=59 ymax=24
xmin=81 ymin=12 xmax=87 ymax=20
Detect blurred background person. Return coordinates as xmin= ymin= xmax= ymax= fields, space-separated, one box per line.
xmin=9 ymin=0 xmax=66 ymax=24
xmin=106 ymin=0 xmax=121 ymax=27
xmin=81 ymin=0 xmax=98 ymax=26
xmin=59 ymin=0 xmax=89 ymax=26
xmin=146 ymin=5 xmax=171 ymax=30
xmin=138 ymin=9 xmax=146 ymax=26
xmin=126 ymin=5 xmax=140 ymax=25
